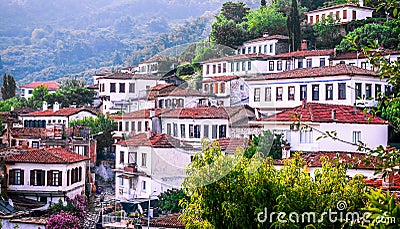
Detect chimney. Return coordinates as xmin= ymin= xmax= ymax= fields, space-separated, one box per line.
xmin=282 ymin=145 xmax=291 ymax=159
xmin=331 ymin=109 xmax=336 ymax=120
xmin=301 ymin=40 xmax=308 ymax=51
xmin=359 ymin=0 xmax=363 ymax=7
xmin=53 ymin=102 xmax=60 ymax=112
xmin=263 ymin=33 xmax=269 ymax=37
xmin=43 ymin=101 xmax=48 ymax=111
xmin=302 ymin=99 xmax=307 ymax=108
xmin=146 ymin=128 xmax=151 ymax=139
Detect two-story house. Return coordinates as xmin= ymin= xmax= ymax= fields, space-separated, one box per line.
xmin=20 ymin=81 xmax=60 ymax=100
xmin=237 ymin=34 xmax=289 ymax=55
xmin=202 ymin=75 xmax=249 ymax=106
xmin=156 ymin=88 xmax=215 ymax=108
xmin=5 ymin=147 xmax=88 ymax=205
xmin=246 ymin=63 xmax=388 ymax=116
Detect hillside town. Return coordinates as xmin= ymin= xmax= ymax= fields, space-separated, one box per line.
xmin=0 ymin=0 xmax=399 ymax=228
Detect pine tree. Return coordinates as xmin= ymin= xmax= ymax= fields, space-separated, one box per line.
xmin=1 ymin=73 xmax=16 ymax=100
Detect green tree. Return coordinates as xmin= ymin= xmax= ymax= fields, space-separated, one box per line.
xmin=1 ymin=73 xmax=16 ymax=100
xmin=28 ymin=85 xmax=49 ymax=109
xmin=242 ymin=7 xmax=287 ymax=38
xmin=244 ymin=130 xmax=289 ymax=159
xmin=69 ymin=114 xmax=116 ymax=160
xmin=0 ymin=97 xmax=27 ymax=111
xmin=158 ymin=189 xmax=188 ymax=214
xmin=287 ymin=0 xmax=302 ymax=51
xmin=313 ymin=15 xmax=343 ymax=49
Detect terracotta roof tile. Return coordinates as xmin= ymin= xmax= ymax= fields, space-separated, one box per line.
xmin=260 ymin=102 xmax=386 ymax=124
xmin=115 ymin=133 xmax=192 ymax=148
xmin=111 ymin=109 xmax=164 ymax=120
xmin=333 ymin=50 xmax=400 ymax=60
xmin=202 ymin=75 xmax=239 ymax=83
xmin=9 ymin=128 xmax=46 ymax=139
xmin=269 ymin=49 xmax=334 ymax=59
xmin=140 ymin=213 xmax=185 ymax=228
xmin=160 ymin=107 xmax=230 ymax=119
xmin=21 ymin=108 xmax=97 ymax=117
xmin=96 ymin=72 xmax=161 ymax=80
xmin=247 ymin=64 xmax=378 ymax=81
xmin=216 ymin=138 xmax=249 ymax=153
xmin=157 ymin=89 xmax=214 ymax=97
xmin=5 ymin=147 xmax=88 ymax=164
xmin=20 ymin=81 xmax=60 ymax=90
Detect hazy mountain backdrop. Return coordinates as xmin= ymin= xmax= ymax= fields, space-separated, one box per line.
xmin=0 ymin=0 xmax=260 ymax=85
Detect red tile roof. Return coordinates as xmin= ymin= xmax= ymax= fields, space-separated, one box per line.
xmin=247 ymin=64 xmax=378 ymax=81
xmin=274 ymin=151 xmax=379 ymax=169
xmin=96 ymin=72 xmax=161 ymax=80
xmin=260 ymin=102 xmax=387 ymax=124
xmin=202 ymin=75 xmax=239 ymax=83
xmin=5 ymin=147 xmax=88 ymax=164
xmin=269 ymin=49 xmax=334 ymax=59
xmin=161 ymin=107 xmax=230 ymax=119
xmin=21 ymin=108 xmax=97 ymax=117
xmin=305 ymin=3 xmax=374 ymax=14
xmin=140 ymin=213 xmax=185 ymax=228
xmin=200 ymin=53 xmax=270 ymax=64
xmin=9 ymin=128 xmax=46 ymax=139
xmin=20 ymin=81 xmax=60 ymax=90
xmin=115 ymin=133 xmax=192 ymax=148
xmin=243 ymin=35 xmax=289 ymax=44
xmin=157 ymin=88 xmax=213 ymax=97
xmin=110 ymin=109 xmax=164 ymax=120
xmin=333 ymin=50 xmax=400 ymax=60
xmin=216 ymin=138 xmax=249 ymax=153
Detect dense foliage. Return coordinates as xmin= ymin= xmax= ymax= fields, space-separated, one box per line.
xmin=244 ymin=130 xmax=289 ymax=159
xmin=158 ymin=188 xmax=189 ymax=214
xmin=47 ymin=195 xmax=86 ymax=229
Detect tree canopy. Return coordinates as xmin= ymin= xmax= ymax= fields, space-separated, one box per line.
xmin=1 ymin=73 xmax=16 ymax=100
xmin=242 ymin=7 xmax=287 ymax=38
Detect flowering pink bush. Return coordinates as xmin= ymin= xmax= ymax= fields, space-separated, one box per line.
xmin=47 ymin=194 xmax=87 ymax=229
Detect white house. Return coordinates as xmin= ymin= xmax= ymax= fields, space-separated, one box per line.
xmin=156 ymin=88 xmax=215 ymax=108
xmin=114 ymin=133 xmax=193 ymax=200
xmin=97 ymin=72 xmax=165 ymax=114
xmin=20 ymin=81 xmax=60 ymax=100
xmin=237 ymin=34 xmax=289 ymax=55
xmin=305 ymin=1 xmax=374 ymax=25
xmin=19 ymin=104 xmax=97 ymax=129
xmin=137 ymin=55 xmax=177 ymax=77
xmin=251 ymin=102 xmax=388 ymax=153
xmin=246 ymin=63 xmax=388 ymax=115
xmin=202 ymin=75 xmax=249 ymax=106
xmin=5 ymin=147 xmax=88 ymax=205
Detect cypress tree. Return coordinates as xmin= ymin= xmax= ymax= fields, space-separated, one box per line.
xmin=1 ymin=73 xmax=16 ymax=100
xmin=287 ymin=0 xmax=301 ymax=51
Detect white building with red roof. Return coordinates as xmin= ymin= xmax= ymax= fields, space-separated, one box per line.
xmin=4 ymin=147 xmax=88 ymax=205
xmin=20 ymin=81 xmax=60 ymax=100
xmin=238 ymin=34 xmax=289 ymax=55
xmin=114 ymin=133 xmax=193 ymax=200
xmin=246 ymin=63 xmax=388 ymax=115
xmin=156 ymin=88 xmax=215 ymax=108
xmin=332 ymin=50 xmax=400 ymax=71
xmin=305 ymin=1 xmax=374 ymax=25
xmin=251 ymin=102 xmax=388 ymax=153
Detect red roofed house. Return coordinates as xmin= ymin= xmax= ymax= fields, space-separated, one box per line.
xmin=4 ymin=147 xmax=88 ymax=206
xmin=251 ymin=102 xmax=388 ymax=153
xmin=20 ymin=81 xmax=60 ymax=100
xmin=114 ymin=133 xmax=193 ymax=201
xmin=246 ymin=64 xmax=389 ymax=116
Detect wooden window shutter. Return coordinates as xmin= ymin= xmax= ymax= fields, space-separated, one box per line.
xmin=30 ymin=170 xmax=35 ymax=185
xmin=20 ymin=170 xmax=24 ymax=185
xmin=47 ymin=171 xmax=52 ymax=186
xmin=9 ymin=170 xmax=15 ymax=185
xmin=58 ymin=171 xmax=62 ymax=186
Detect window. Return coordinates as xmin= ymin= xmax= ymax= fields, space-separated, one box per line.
xmin=194 ymin=125 xmax=201 ymax=138
xmin=265 ymin=87 xmax=272 ymax=101
xmin=206 ymin=65 xmax=210 ymax=74
xmin=306 ymin=59 xmax=312 ymax=68
xmin=269 ymin=61 xmax=274 ymax=71
xmin=212 ymin=125 xmax=218 ymax=139
xmin=254 ymin=88 xmax=261 ymax=102
xmin=269 ymin=44 xmax=274 ymax=53
xmin=120 ymin=151 xmax=125 ymax=164
xmin=343 ymin=10 xmax=347 ymax=19
xmin=173 ymin=123 xmax=178 ymax=137
xmin=355 ymin=83 xmax=362 ymax=98
xmin=125 ymin=121 xmax=129 ymax=131
xmin=212 ymin=65 xmax=216 ymax=74
xmin=222 ymin=63 xmax=227 ymax=73
xmin=110 ymin=83 xmax=116 ymax=93
xmin=253 ymin=46 xmax=257 ymax=53
xmin=352 ymin=131 xmax=361 ymax=143
xmin=219 ymin=125 xmax=227 ymax=138
xmin=300 ymin=85 xmax=307 ymax=100
xmin=300 ymin=130 xmax=313 ymax=144
xmin=338 ymin=83 xmax=346 ymax=100
xmin=316 ymin=15 xmax=319 ymax=22
xmin=9 ymin=169 xmax=24 ymax=185
xmin=298 ymin=60 xmax=303 ymax=68
xmin=189 ymin=124 xmax=194 ymax=138
xmin=142 ymin=180 xmax=146 ymax=190
xmin=366 ymin=84 xmax=372 ymax=99
xmin=322 ymin=13 xmax=325 ymax=20
xmin=137 ymin=121 xmax=142 ymax=132
xmin=230 ymin=62 xmax=234 ymax=72
xmin=310 ymin=15 xmax=313 ymax=23
xmin=167 ymin=123 xmax=172 ymax=135
xmin=385 ymin=85 xmax=391 ymax=95
xmin=375 ymin=84 xmax=382 ymax=98
xmin=312 ymin=85 xmax=319 ymax=101
xmin=286 ymin=60 xmax=291 ymax=70
xmin=118 ymin=122 xmax=123 ymax=131
xmin=247 ymin=61 xmax=252 ymax=71
xmin=48 ymin=170 xmax=62 ymax=186
xmin=242 ymin=62 xmax=245 ymax=71
xmin=220 ymin=83 xmax=226 ymax=93
xmin=131 ymin=121 xmax=135 ymax=132
xmin=258 ymin=46 xmax=262 ymax=53
xmin=178 ymin=124 xmax=185 ymax=139
xmin=32 ymin=141 xmax=39 ymax=148
xmin=361 ymin=62 xmax=367 ymax=69
xmin=204 ymin=125 xmax=209 ymax=138
xmin=352 ymin=10 xmax=356 ymax=20
xmin=214 ymin=83 xmax=219 ymax=94
xmin=128 ymin=152 xmax=137 ymax=164
xmin=336 ymin=11 xmax=340 ymax=19
xmin=326 ymin=84 xmax=333 ymax=100
xmin=236 ymin=62 xmax=240 ymax=71
xmin=119 ymin=83 xmax=125 ymax=93
xmin=129 ymin=83 xmax=135 ymax=93
xmin=320 ymin=58 xmax=325 ymax=66
xmin=277 ymin=61 xmax=282 ymax=71
xmin=288 ymin=86 xmax=295 ymax=100
xmin=248 ymin=47 xmax=251 ymax=54
xmin=30 ymin=170 xmax=45 ymax=186
xmin=276 ymin=87 xmax=283 ymax=101
xmin=264 ymin=45 xmax=268 ymax=53
xmin=141 ymin=153 xmax=147 ymax=167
